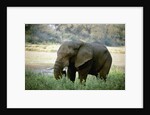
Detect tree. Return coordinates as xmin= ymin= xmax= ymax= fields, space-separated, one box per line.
xmin=25 ymin=24 xmax=125 ymax=46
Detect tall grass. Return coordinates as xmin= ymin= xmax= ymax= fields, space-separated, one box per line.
xmin=25 ymin=66 xmax=125 ymax=90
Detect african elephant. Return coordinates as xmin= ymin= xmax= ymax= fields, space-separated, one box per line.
xmin=54 ymin=40 xmax=112 ymax=83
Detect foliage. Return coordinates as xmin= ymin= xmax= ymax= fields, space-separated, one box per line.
xmin=25 ymin=24 xmax=125 ymax=46
xmin=25 ymin=66 xmax=125 ymax=90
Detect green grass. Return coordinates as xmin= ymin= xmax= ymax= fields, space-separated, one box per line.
xmin=25 ymin=66 xmax=125 ymax=90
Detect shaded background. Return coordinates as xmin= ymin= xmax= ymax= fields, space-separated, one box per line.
xmin=25 ymin=24 xmax=125 ymax=46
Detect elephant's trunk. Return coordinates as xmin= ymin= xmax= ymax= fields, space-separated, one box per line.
xmin=54 ymin=60 xmax=63 ymax=79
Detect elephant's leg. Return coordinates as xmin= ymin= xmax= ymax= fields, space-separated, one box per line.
xmin=95 ymin=73 xmax=98 ymax=79
xmin=78 ymin=72 xmax=87 ymax=84
xmin=99 ymin=56 xmax=112 ymax=81
xmin=99 ymin=71 xmax=107 ymax=81
xmin=78 ymin=66 xmax=91 ymax=84
xmin=67 ymin=65 xmax=76 ymax=82
xmin=99 ymin=66 xmax=110 ymax=81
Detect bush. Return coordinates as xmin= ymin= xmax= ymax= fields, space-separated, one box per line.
xmin=25 ymin=66 xmax=125 ymax=90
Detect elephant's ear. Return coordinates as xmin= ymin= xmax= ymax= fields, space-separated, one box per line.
xmin=75 ymin=45 xmax=93 ymax=68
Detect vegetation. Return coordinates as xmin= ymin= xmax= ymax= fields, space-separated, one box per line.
xmin=25 ymin=24 xmax=125 ymax=46
xmin=25 ymin=66 xmax=125 ymax=90
xmin=25 ymin=43 xmax=125 ymax=53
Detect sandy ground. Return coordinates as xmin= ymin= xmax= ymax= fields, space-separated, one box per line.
xmin=25 ymin=51 xmax=125 ymax=75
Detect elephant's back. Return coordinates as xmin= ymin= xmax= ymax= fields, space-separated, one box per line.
xmin=90 ymin=42 xmax=108 ymax=55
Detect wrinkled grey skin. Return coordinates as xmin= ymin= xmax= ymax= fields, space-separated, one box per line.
xmin=54 ymin=40 xmax=112 ymax=83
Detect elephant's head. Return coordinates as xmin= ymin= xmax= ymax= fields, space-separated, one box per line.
xmin=54 ymin=40 xmax=93 ymax=79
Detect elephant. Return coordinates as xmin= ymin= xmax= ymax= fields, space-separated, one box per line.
xmin=54 ymin=40 xmax=112 ymax=83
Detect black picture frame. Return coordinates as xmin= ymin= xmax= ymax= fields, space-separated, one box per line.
xmin=1 ymin=0 xmax=149 ymax=113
